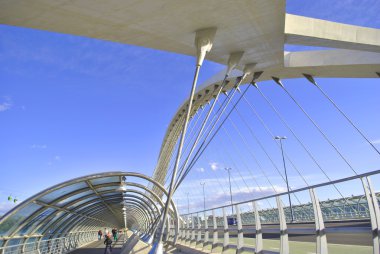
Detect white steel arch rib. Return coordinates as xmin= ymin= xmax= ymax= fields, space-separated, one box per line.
xmin=1 ymin=0 xmax=379 ymax=191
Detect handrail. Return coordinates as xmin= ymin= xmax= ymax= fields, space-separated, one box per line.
xmin=180 ymin=168 xmax=380 ymax=215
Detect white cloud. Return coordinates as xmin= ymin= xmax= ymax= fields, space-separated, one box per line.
xmin=209 ymin=162 xmax=221 ymax=171
xmin=31 ymin=144 xmax=47 ymax=149
xmin=0 ymin=96 xmax=12 ymax=112
xmin=196 ymin=167 xmax=204 ymax=173
xmin=0 ymin=201 xmax=16 ymax=215
xmin=177 ymin=185 xmax=288 ymax=212
xmin=176 ymin=171 xmax=307 ymax=213
xmin=46 ymin=155 xmax=61 ymax=166
xmin=371 ymin=139 xmax=380 ymax=145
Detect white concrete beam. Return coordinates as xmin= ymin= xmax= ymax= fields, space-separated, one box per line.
xmin=285 ymin=14 xmax=380 ymax=53
xmin=284 ymin=49 xmax=380 ymax=67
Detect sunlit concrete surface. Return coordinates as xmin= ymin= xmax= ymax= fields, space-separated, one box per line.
xmin=70 ymin=235 xmax=125 ymax=254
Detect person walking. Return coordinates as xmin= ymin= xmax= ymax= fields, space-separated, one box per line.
xmin=103 ymin=235 xmax=112 ymax=254
xmin=104 ymin=228 xmax=109 ymax=239
xmin=112 ymin=228 xmax=118 ymax=241
xmin=98 ymin=229 xmax=103 ymax=240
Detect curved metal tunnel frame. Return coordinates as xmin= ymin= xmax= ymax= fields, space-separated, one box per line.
xmin=0 ymin=172 xmax=180 ymax=253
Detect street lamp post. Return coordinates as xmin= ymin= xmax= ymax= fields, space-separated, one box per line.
xmin=274 ymin=136 xmax=294 ymax=222
xmin=200 ymin=182 xmax=206 ymax=211
xmin=225 ymin=167 xmax=234 ymax=215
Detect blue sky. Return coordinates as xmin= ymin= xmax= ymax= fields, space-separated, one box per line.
xmin=1 ymin=0 xmax=380 ymax=214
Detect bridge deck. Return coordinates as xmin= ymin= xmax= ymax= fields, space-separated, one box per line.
xmin=70 ymin=235 xmax=126 ymax=254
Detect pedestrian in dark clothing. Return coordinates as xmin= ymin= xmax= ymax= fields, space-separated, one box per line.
xmin=104 ymin=235 xmax=112 ymax=254
xmin=98 ymin=230 xmax=103 ymax=240
xmin=112 ymin=228 xmax=117 ymax=241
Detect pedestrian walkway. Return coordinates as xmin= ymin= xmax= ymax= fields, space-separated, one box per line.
xmin=70 ymin=234 xmax=126 ymax=254
xmin=119 ymin=231 xmax=152 ymax=254
xmin=130 ymin=240 xmax=151 ymax=254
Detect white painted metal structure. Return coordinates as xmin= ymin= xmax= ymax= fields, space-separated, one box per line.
xmin=0 ymin=172 xmax=179 ymax=252
xmin=1 ymin=1 xmax=380 ymax=253
xmin=174 ymin=170 xmax=380 ymax=254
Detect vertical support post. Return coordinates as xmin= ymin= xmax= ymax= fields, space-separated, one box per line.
xmin=222 ymin=207 xmax=229 ymax=253
xmin=154 ymin=27 xmax=217 ymax=254
xmin=184 ymin=216 xmax=188 ymax=244
xmin=21 ymin=238 xmax=26 ymax=253
xmin=212 ymin=210 xmax=218 ymax=252
xmin=36 ymin=236 xmax=42 ymax=254
xmin=309 ymin=188 xmax=328 ymax=254
xmin=186 ymin=215 xmax=191 ymax=244
xmin=278 ymin=137 xmax=294 ymax=222
xmin=191 ymin=214 xmax=196 ymax=245
xmin=362 ymin=177 xmax=380 ymax=254
xmin=204 ymin=211 xmax=209 ymax=249
xmin=59 ymin=237 xmax=64 ymax=253
xmin=276 ymin=196 xmax=289 ymax=254
xmin=368 ymin=177 xmax=380 ymax=254
xmin=171 ymin=217 xmax=175 ymax=241
xmin=253 ymin=201 xmax=263 ymax=254
xmin=174 ymin=212 xmax=180 ymax=245
xmin=183 ymin=216 xmax=186 ymax=243
xmin=225 ymin=168 xmax=234 ymax=215
xmin=179 ymin=219 xmax=183 ymax=242
xmin=70 ymin=233 xmax=74 ymax=249
xmin=197 ymin=215 xmax=202 ymax=245
xmin=182 ymin=219 xmax=186 ymax=242
xmin=236 ymin=205 xmax=244 ymax=254
xmin=170 ymin=218 xmax=174 ymax=241
xmin=174 ymin=218 xmax=177 ymax=241
xmin=164 ymin=216 xmax=170 ymax=242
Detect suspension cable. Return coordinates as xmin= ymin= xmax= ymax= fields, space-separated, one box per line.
xmin=219 ymin=129 xmax=275 ymax=209
xmin=174 ymin=84 xmax=249 ymax=190
xmin=229 ymin=100 xmax=287 ymax=183
xmin=254 ymin=83 xmax=347 ymax=200
xmin=164 ymin=105 xmax=208 ymax=186
xmin=221 ymin=106 xmax=279 ymax=194
xmin=221 ymin=126 xmax=272 ymax=195
xmin=225 ymin=104 xmax=303 ymax=205
xmin=304 ymin=74 xmax=380 ymax=157
xmin=170 ymin=87 xmax=231 ymax=187
xmin=175 ymin=71 xmax=261 ymax=188
xmin=214 ymin=145 xmax=244 ymax=194
xmin=224 ymin=116 xmax=301 ymax=203
xmin=273 ymin=77 xmax=358 ymax=175
xmin=174 ymin=79 xmax=243 ymax=190
xmin=242 ymin=95 xmax=309 ymax=186
xmin=175 ymin=77 xmax=230 ymax=185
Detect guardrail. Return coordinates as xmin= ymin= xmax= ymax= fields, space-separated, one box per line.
xmin=0 ymin=232 xmax=97 ymax=254
xmin=167 ymin=169 xmax=380 ymax=254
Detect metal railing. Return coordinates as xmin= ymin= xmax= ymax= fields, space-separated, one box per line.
xmin=0 ymin=232 xmax=97 ymax=254
xmin=167 ymin=169 xmax=380 ymax=254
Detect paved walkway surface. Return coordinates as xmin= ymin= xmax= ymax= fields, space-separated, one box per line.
xmin=130 ymin=239 xmax=151 ymax=254
xmin=70 ymin=235 xmax=127 ymax=254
